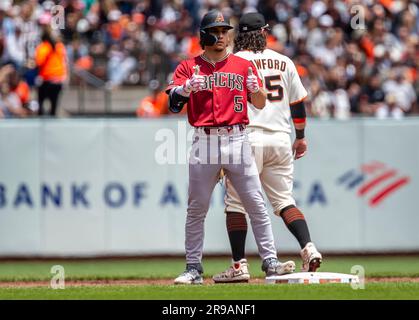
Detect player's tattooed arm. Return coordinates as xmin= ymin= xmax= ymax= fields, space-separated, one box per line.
xmin=250 ymin=87 xmax=267 ymax=109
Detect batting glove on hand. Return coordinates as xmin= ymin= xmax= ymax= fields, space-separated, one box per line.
xmin=246 ymin=67 xmax=259 ymax=94
xmin=183 ymin=65 xmax=205 ymax=93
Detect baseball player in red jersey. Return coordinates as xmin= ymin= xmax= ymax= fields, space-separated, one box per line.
xmin=212 ymin=13 xmax=322 ymax=283
xmin=166 ymin=10 xmax=295 ymax=284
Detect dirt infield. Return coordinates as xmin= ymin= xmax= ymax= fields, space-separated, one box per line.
xmin=0 ymin=277 xmax=418 ymax=288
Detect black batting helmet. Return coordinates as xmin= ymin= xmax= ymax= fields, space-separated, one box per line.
xmin=200 ymin=10 xmax=233 ymax=47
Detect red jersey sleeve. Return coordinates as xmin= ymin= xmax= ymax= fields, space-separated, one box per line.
xmin=165 ymin=61 xmax=191 ymax=94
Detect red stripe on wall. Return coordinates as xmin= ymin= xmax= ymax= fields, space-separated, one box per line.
xmin=360 ymin=161 xmax=386 ymax=174
xmin=369 ymin=177 xmax=410 ymax=206
xmin=358 ymin=170 xmax=397 ymax=196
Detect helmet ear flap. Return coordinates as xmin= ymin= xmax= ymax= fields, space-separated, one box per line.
xmin=200 ymin=29 xmax=218 ymax=46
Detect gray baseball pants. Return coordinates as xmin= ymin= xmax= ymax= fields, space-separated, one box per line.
xmin=185 ymin=125 xmax=277 ymax=265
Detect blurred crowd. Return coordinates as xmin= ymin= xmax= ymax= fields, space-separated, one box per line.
xmin=0 ymin=0 xmax=418 ymax=119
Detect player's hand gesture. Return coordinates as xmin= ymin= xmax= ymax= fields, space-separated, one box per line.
xmin=184 ymin=65 xmax=205 ymax=93
xmin=292 ymin=138 xmax=307 ymax=160
xmin=247 ymin=67 xmax=260 ymax=94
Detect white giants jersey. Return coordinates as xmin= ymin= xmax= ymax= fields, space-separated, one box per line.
xmin=235 ymin=49 xmax=307 ymax=133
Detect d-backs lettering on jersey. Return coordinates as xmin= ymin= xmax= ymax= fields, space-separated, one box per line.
xmin=201 ymin=72 xmax=244 ymax=91
xmin=166 ymin=53 xmax=262 ymax=127
xmin=235 ymin=49 xmax=307 ymax=133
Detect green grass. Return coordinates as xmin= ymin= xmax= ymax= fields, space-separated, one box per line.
xmin=0 ymin=256 xmax=418 ymax=299
xmin=0 ymin=256 xmax=418 ymax=281
xmin=0 ymin=283 xmax=418 ymax=300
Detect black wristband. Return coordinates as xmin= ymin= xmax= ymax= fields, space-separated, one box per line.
xmin=295 ymin=128 xmax=305 ymax=139
xmin=169 ymin=89 xmax=189 ymax=113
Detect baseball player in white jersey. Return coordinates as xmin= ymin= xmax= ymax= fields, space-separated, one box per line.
xmin=213 ymin=12 xmax=322 ymax=283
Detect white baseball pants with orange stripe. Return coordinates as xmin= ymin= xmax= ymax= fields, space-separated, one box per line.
xmin=225 ymin=130 xmax=296 ymax=216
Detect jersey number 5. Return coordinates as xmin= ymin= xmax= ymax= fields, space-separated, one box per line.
xmin=234 ymin=96 xmax=244 ymax=112
xmin=264 ymin=75 xmax=284 ymax=102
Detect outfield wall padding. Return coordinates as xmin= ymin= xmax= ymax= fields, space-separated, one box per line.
xmin=0 ymin=118 xmax=418 ymax=256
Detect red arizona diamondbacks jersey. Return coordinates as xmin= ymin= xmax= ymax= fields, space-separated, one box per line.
xmin=166 ymin=53 xmax=262 ymax=127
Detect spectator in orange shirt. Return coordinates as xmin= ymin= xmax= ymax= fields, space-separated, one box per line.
xmin=137 ymin=79 xmax=188 ymax=117
xmin=35 ymin=26 xmax=68 ymax=116
xmin=136 ymin=80 xmax=169 ymax=118
xmin=0 ymin=64 xmax=29 ymax=118
xmin=9 ymin=68 xmax=31 ymax=107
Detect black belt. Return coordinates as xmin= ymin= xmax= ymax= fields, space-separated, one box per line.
xmin=202 ymin=124 xmax=246 ymax=135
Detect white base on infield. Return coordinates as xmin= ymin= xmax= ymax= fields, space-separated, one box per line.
xmin=265 ymin=272 xmax=359 ymax=284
